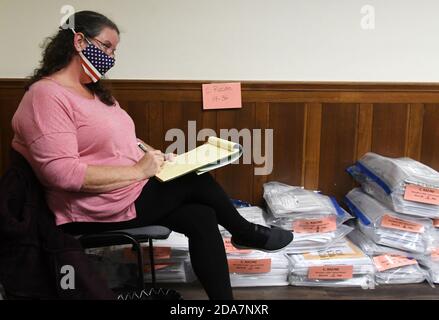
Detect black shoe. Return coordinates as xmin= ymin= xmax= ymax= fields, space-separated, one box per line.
xmin=231 ymin=224 xmax=294 ymax=253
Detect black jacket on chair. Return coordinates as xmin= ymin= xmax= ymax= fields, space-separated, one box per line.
xmin=0 ymin=147 xmax=115 ymax=299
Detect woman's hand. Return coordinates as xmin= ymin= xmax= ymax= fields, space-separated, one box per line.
xmin=165 ymin=153 xmax=177 ymax=162
xmin=134 ymin=150 xmax=165 ymax=179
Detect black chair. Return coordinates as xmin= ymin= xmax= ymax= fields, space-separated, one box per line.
xmin=78 ymin=225 xmax=172 ymax=291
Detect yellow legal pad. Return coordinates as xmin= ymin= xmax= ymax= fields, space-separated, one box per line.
xmin=155 ymin=136 xmax=243 ymax=182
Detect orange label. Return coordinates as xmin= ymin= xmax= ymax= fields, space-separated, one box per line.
xmin=124 ymin=246 xmax=172 ymax=262
xmin=434 ymin=219 xmax=439 ymax=228
xmin=308 ymin=265 xmax=353 ymax=280
xmin=432 ymin=248 xmax=439 ymax=261
xmin=202 ymin=82 xmax=242 ymax=109
xmin=373 ymin=255 xmax=417 ymax=272
xmin=381 ymin=215 xmax=424 ymax=233
xmin=223 ymin=238 xmax=253 ymax=254
xmin=404 ymin=184 xmax=439 ymax=205
xmin=144 ymin=263 xmax=173 ymax=273
xmin=293 ymin=216 xmax=337 ymax=233
xmin=146 ymin=246 xmax=172 ymax=260
xmin=228 ymin=258 xmax=271 ymax=274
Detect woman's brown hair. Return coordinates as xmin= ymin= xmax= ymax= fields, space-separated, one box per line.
xmin=25 ymin=11 xmax=119 ymax=106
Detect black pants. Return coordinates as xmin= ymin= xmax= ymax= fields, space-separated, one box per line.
xmin=61 ymin=172 xmax=254 ymax=300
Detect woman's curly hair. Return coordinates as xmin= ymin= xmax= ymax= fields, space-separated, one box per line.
xmin=25 ymin=11 xmax=119 ymax=106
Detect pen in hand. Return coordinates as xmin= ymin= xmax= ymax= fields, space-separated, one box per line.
xmin=137 ymin=142 xmax=173 ymax=161
xmin=137 ymin=142 xmax=149 ymax=153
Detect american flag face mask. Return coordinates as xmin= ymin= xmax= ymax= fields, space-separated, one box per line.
xmin=71 ymin=28 xmax=115 ymax=82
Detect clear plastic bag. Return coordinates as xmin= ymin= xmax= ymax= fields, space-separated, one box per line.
xmin=348 ymin=229 xmax=431 ymax=285
xmin=265 ymin=196 xmax=353 ymax=229
xmin=286 ymin=238 xmax=375 ymax=289
xmin=228 ymin=252 xmax=290 ymax=287
xmin=345 ymin=188 xmax=434 ymax=254
xmin=262 ymin=183 xmax=354 ymax=253
xmin=284 ymin=224 xmax=354 ymax=254
xmin=414 ymin=246 xmax=439 ymax=284
xmin=263 ymin=182 xmax=335 ymax=216
xmin=347 ymin=152 xmax=439 ymax=218
xmin=288 ymin=273 xmax=375 ymax=289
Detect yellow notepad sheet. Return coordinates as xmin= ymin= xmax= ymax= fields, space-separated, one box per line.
xmin=155 ymin=137 xmax=242 ymax=182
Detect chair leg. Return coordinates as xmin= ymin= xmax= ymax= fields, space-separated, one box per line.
xmin=148 ymin=238 xmax=157 ymax=289
xmin=131 ymin=239 xmax=145 ymax=291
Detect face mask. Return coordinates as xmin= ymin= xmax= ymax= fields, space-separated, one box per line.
xmin=70 ymin=28 xmax=115 ymax=82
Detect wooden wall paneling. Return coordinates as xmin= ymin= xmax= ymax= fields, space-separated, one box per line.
xmin=3 ymin=80 xmax=439 ymax=204
xmin=215 ymin=103 xmax=255 ymax=203
xmin=121 ymin=101 xmax=150 ymax=143
xmin=319 ymin=103 xmax=359 ymax=200
xmin=355 ymin=103 xmax=373 ymax=159
xmin=162 ymin=101 xmax=203 ymax=152
xmin=162 ymin=101 xmax=185 ymax=152
xmin=302 ymin=103 xmax=322 ymax=190
xmin=267 ymin=103 xmax=305 ymax=187
xmin=405 ymin=103 xmax=424 ymax=160
xmin=252 ymin=102 xmax=270 ymax=206
xmin=371 ymin=103 xmax=409 ymax=157
xmin=421 ymin=104 xmax=439 ymax=171
xmin=148 ymin=101 xmax=164 ymax=152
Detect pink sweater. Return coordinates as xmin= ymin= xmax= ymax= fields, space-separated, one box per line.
xmin=11 ymin=78 xmax=148 ymax=225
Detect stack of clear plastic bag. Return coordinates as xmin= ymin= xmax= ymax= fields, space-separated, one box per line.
xmin=264 ymin=183 xmax=352 ymax=226
xmin=415 ymin=254 xmax=439 ymax=284
xmin=344 ymin=188 xmax=434 ymax=254
xmin=286 ymin=238 xmax=375 ymax=289
xmin=263 ymin=182 xmax=340 ymax=216
xmin=263 ymin=182 xmax=354 ymax=253
xmin=226 ymin=250 xmax=290 ymax=287
xmin=348 ymin=229 xmax=431 ymax=285
xmin=347 ymin=152 xmax=439 ymax=218
xmin=415 ymin=223 xmax=439 ymax=283
xmin=284 ymin=224 xmax=354 ymax=254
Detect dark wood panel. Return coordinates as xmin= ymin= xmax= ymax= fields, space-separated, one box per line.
xmin=356 ymin=103 xmax=373 ymax=159
xmin=303 ymin=103 xmax=322 ymax=190
xmin=421 ymin=104 xmax=439 ymax=171
xmin=319 ymin=103 xmax=359 ymax=200
xmin=3 ymin=79 xmax=439 ymax=204
xmin=121 ymin=101 xmax=150 ymax=143
xmin=267 ymin=103 xmax=305 ymax=187
xmin=371 ymin=103 xmax=409 ymax=157
xmin=406 ymin=103 xmax=424 ymax=160
xmin=252 ymin=102 xmax=270 ymax=206
xmin=215 ymin=103 xmax=256 ymax=203
xmin=148 ymin=101 xmax=164 ymax=152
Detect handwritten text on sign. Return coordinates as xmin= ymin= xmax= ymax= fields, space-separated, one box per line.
xmin=228 ymin=259 xmax=271 ymax=274
xmin=404 ymin=184 xmax=439 ymax=205
xmin=373 ymin=255 xmax=417 ymax=272
xmin=292 ymin=216 xmax=337 ymax=233
xmin=202 ymin=83 xmax=242 ymax=109
xmin=380 ymin=215 xmax=424 ymax=233
xmin=308 ymin=265 xmax=353 ymax=280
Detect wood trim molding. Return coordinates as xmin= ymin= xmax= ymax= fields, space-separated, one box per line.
xmin=3 ymin=78 xmax=439 ymax=92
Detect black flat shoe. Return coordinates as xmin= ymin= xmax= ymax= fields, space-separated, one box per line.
xmin=231 ymin=224 xmax=294 ymax=253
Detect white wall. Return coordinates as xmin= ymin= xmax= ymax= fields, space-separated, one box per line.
xmin=1 ymin=0 xmax=438 ymax=82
